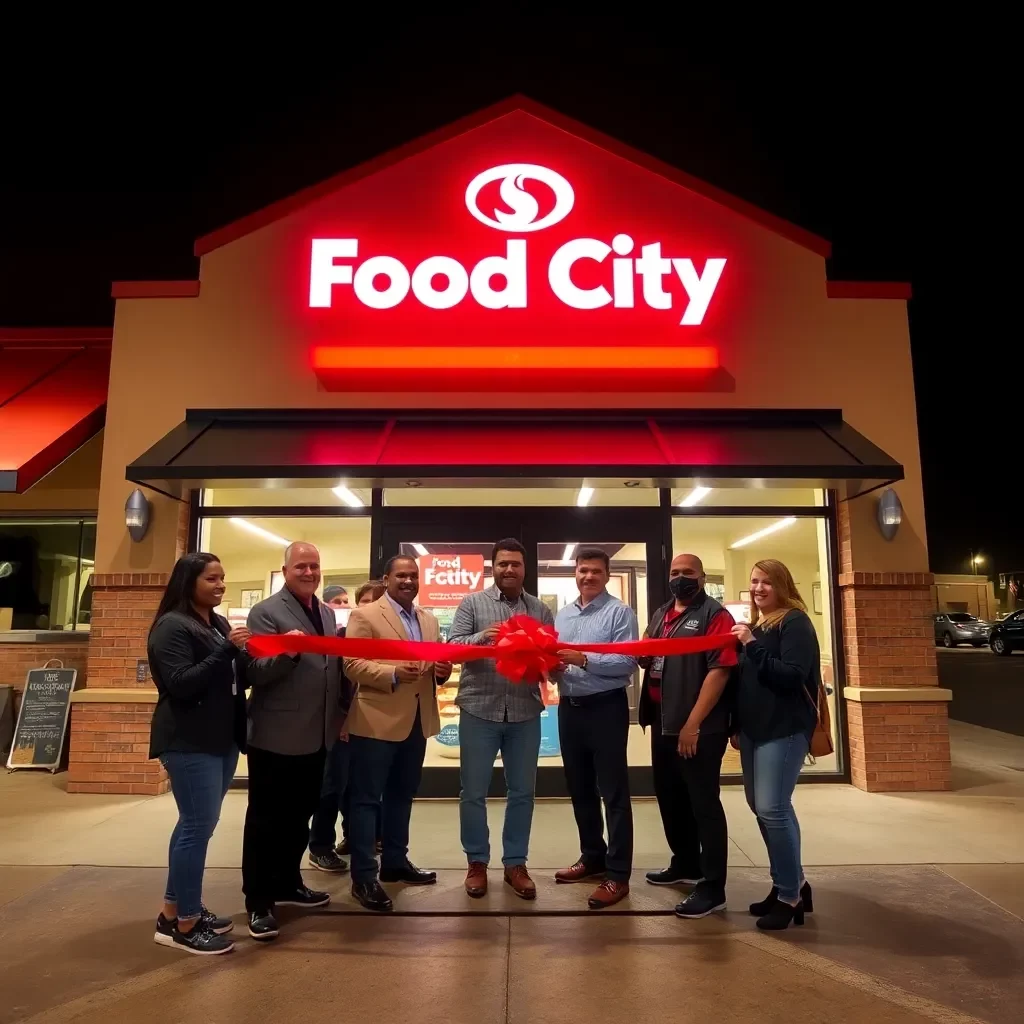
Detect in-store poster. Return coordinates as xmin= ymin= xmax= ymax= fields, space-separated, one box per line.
xmin=417 ymin=553 xmax=486 ymax=607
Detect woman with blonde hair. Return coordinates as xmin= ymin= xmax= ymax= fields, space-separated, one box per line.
xmin=731 ymin=558 xmax=820 ymax=931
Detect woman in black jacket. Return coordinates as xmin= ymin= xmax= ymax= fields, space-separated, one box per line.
xmin=731 ymin=558 xmax=819 ymax=931
xmin=148 ymin=552 xmax=250 ymax=955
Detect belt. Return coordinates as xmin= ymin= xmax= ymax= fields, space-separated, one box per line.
xmin=563 ymin=687 xmax=628 ymax=708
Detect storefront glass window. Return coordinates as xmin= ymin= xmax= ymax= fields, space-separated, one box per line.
xmin=201 ymin=485 xmax=371 ymax=507
xmin=384 ymin=485 xmax=660 ymax=506
xmin=669 ymin=486 xmax=824 ymax=507
xmin=670 ymin=514 xmax=838 ymax=773
xmin=0 ymin=519 xmax=96 ymax=631
xmin=198 ymin=516 xmax=373 ymax=621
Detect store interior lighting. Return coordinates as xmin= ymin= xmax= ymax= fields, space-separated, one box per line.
xmin=729 ymin=516 xmax=798 ymax=549
xmin=576 ymin=486 xmax=594 ymax=507
xmin=332 ymin=484 xmax=365 ymax=508
xmin=678 ymin=485 xmax=711 ymax=507
xmin=411 ymin=543 xmax=429 ymax=556
xmin=562 ymin=543 xmax=577 ymax=564
xmin=229 ymin=517 xmax=292 ymax=548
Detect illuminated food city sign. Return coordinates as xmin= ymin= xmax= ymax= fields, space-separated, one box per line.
xmin=309 ymin=164 xmax=726 ymax=327
xmin=299 ymin=107 xmax=744 ymax=391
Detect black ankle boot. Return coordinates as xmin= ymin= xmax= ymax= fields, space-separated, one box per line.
xmin=756 ymin=898 xmax=804 ymax=930
xmin=749 ymin=881 xmax=812 ymax=916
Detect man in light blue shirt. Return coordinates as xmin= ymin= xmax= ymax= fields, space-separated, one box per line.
xmin=553 ymin=547 xmax=638 ymax=909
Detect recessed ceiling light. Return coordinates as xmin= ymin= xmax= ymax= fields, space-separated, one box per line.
xmin=406 ymin=480 xmax=422 ymax=487
xmin=730 ymin=517 xmax=798 ymax=549
xmin=576 ymin=486 xmax=594 ymax=507
xmin=412 ymin=543 xmax=429 ymax=556
xmin=678 ymin=486 xmax=711 ymax=507
xmin=229 ymin=517 xmax=291 ymax=548
xmin=562 ymin=543 xmax=577 ymax=563
xmin=333 ymin=484 xmax=365 ymax=508
xmin=624 ymin=480 xmax=641 ymax=488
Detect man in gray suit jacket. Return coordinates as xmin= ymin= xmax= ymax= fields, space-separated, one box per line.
xmin=241 ymin=541 xmax=342 ymax=942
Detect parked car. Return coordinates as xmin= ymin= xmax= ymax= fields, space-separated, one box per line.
xmin=989 ymin=610 xmax=1024 ymax=656
xmin=933 ymin=613 xmax=991 ymax=648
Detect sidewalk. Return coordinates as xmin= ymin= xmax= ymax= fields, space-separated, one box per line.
xmin=1 ymin=720 xmax=1022 ymax=1024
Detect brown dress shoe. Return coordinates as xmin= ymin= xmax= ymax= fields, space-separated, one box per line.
xmin=555 ymin=859 xmax=606 ymax=884
xmin=504 ymin=865 xmax=537 ymax=900
xmin=465 ymin=861 xmax=488 ymax=898
xmin=588 ymin=879 xmax=629 ymax=909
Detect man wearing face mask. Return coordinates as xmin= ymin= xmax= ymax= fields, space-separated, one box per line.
xmin=638 ymin=553 xmax=738 ymax=920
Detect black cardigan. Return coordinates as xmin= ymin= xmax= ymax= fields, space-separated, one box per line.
xmin=148 ymin=611 xmax=248 ymax=758
xmin=736 ymin=608 xmax=819 ymax=743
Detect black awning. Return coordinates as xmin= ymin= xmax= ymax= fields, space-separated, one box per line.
xmin=126 ymin=408 xmax=903 ymax=498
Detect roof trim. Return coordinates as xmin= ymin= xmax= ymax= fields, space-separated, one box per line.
xmin=111 ymin=280 xmax=201 ymax=299
xmin=193 ymin=94 xmax=833 ymax=260
xmin=0 ymin=327 xmax=112 ymax=347
xmin=826 ymin=281 xmax=912 ymax=300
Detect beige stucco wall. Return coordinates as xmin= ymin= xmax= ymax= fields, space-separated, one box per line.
xmin=94 ymin=125 xmax=927 ymax=577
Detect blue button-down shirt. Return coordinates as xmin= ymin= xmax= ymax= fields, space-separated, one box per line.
xmin=386 ymin=593 xmax=422 ymax=690
xmin=554 ymin=590 xmax=638 ymax=697
xmin=385 ymin=593 xmax=422 ymax=642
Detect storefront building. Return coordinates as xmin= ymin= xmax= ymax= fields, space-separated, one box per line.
xmin=2 ymin=97 xmax=949 ymax=797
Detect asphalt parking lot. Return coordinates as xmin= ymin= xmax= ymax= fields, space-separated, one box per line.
xmin=937 ymin=646 xmax=1024 ymax=736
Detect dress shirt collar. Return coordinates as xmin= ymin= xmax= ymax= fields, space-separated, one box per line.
xmin=573 ymin=589 xmax=611 ymax=612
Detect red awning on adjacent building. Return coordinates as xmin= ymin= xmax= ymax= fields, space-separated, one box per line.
xmin=0 ymin=330 xmax=111 ymax=493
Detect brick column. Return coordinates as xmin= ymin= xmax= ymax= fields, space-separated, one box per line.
xmin=839 ymin=571 xmax=952 ymax=792
xmin=66 ymin=573 xmax=170 ymax=795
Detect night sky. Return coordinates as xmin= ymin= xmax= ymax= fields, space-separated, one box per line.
xmin=2 ymin=31 xmax=1018 ymax=575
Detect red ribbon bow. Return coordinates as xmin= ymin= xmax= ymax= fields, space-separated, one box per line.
xmin=492 ymin=615 xmax=562 ymax=684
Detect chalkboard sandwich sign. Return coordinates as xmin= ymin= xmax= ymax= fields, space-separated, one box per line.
xmin=6 ymin=662 xmax=79 ymax=772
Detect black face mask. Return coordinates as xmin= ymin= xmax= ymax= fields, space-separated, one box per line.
xmin=669 ymin=575 xmax=702 ymax=601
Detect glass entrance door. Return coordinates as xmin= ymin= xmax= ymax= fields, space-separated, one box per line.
xmin=378 ymin=507 xmax=665 ymax=797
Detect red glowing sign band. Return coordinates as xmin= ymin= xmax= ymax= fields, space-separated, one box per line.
xmin=312 ymin=345 xmax=720 ymax=371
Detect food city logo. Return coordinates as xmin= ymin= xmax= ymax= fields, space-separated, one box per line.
xmin=308 ymin=164 xmax=726 ymax=325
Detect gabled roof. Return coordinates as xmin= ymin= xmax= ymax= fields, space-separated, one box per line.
xmin=194 ymin=93 xmax=832 ymax=260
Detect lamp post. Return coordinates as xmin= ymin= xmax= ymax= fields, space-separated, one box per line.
xmin=970 ymin=551 xmax=985 ymax=576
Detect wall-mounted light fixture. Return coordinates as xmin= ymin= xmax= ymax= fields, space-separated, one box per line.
xmin=125 ymin=489 xmax=152 ymax=542
xmin=876 ymin=488 xmax=903 ymax=541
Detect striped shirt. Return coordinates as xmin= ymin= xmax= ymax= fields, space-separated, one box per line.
xmin=554 ymin=590 xmax=639 ymax=698
xmin=449 ymin=585 xmax=555 ymax=723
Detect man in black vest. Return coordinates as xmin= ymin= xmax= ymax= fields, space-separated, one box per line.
xmin=639 ymin=552 xmax=738 ymax=919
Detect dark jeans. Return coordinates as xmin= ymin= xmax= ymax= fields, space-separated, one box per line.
xmin=347 ymin=707 xmax=427 ymax=884
xmin=160 ymin=747 xmax=238 ymax=919
xmin=309 ymin=738 xmax=383 ymax=854
xmin=242 ymin=744 xmax=325 ymax=912
xmin=651 ymin=726 xmax=729 ymax=890
xmin=558 ymin=687 xmax=633 ymax=882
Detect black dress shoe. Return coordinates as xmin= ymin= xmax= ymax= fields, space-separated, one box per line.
xmin=248 ymin=909 xmax=279 ymax=941
xmin=352 ymin=880 xmax=393 ymax=912
xmin=749 ymin=881 xmax=813 ymax=916
xmin=379 ymin=861 xmax=437 ymax=885
xmin=276 ymin=884 xmax=331 ymax=908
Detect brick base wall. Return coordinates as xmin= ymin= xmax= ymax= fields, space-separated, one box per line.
xmin=0 ymin=642 xmax=90 ymax=732
xmin=848 ymin=701 xmax=952 ymax=792
xmin=67 ymin=573 xmax=171 ymax=794
xmin=67 ymin=702 xmax=166 ymax=794
xmin=839 ymin=571 xmax=951 ymax=792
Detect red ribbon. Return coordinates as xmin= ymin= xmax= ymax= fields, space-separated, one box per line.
xmin=247 ymin=614 xmax=735 ymax=686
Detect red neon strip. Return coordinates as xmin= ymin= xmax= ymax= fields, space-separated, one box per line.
xmin=312 ymin=345 xmax=719 ymax=371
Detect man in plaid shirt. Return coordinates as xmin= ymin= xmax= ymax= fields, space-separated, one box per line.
xmin=448 ymin=538 xmax=555 ymax=901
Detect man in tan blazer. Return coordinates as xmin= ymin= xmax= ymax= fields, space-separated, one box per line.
xmin=344 ymin=555 xmax=451 ymax=912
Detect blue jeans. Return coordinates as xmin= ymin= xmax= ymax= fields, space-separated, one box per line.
xmin=459 ymin=710 xmax=541 ymax=866
xmin=160 ymin=747 xmax=238 ymax=919
xmin=739 ymin=732 xmax=808 ymax=902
